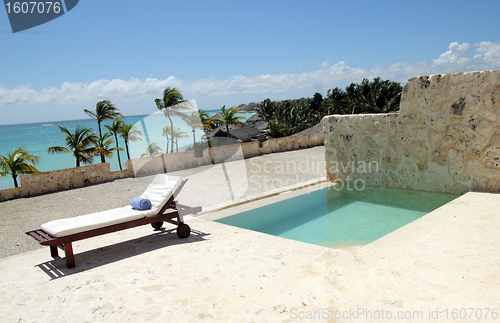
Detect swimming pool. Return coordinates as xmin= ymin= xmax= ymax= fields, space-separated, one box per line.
xmin=215 ymin=185 xmax=460 ymax=249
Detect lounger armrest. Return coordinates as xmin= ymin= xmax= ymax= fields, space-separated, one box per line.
xmin=176 ymin=203 xmax=202 ymax=216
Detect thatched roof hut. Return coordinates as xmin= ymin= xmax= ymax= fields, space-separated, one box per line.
xmin=202 ymin=123 xmax=264 ymax=142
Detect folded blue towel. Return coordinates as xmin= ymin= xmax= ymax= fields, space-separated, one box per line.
xmin=130 ymin=197 xmax=152 ymax=210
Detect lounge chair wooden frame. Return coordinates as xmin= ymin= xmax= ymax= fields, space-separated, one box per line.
xmin=26 ymin=179 xmax=201 ymax=268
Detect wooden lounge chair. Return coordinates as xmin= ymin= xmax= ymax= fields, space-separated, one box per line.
xmin=26 ymin=175 xmax=201 ymax=268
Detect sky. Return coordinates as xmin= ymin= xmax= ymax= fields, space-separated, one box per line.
xmin=1 ymin=0 xmax=500 ymax=125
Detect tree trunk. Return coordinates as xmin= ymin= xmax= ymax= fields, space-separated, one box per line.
xmin=168 ymin=116 xmax=175 ymax=154
xmin=125 ymin=140 xmax=130 ymax=160
xmin=98 ymin=121 xmax=102 ymax=139
xmin=12 ymin=174 xmax=18 ymax=188
xmin=114 ymin=133 xmax=122 ymax=170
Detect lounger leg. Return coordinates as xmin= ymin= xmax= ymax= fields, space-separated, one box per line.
xmin=50 ymin=246 xmax=58 ymax=258
xmin=64 ymin=243 xmax=75 ymax=268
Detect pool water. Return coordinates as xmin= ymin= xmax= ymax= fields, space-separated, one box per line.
xmin=216 ymin=186 xmax=460 ymax=248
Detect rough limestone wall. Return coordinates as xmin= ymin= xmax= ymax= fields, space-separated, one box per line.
xmin=323 ymin=70 xmax=500 ymax=194
xmin=19 ymin=163 xmax=123 ymax=197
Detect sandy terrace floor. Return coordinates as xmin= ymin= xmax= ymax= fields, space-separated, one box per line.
xmin=1 ymin=147 xmax=500 ymax=322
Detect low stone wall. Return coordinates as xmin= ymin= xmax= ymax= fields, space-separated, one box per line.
xmin=128 ymin=132 xmax=325 ymax=175
xmin=323 ymin=69 xmax=500 ymax=194
xmin=0 ymin=163 xmax=134 ymax=202
xmin=127 ymin=150 xmax=212 ymax=176
xmin=0 ymin=130 xmax=324 ymax=201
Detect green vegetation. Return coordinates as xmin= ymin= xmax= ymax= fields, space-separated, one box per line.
xmin=81 ymin=100 xmax=133 ymax=163
xmin=0 ymin=147 xmax=39 ymax=188
xmin=105 ymin=118 xmax=125 ymax=170
xmin=84 ymin=100 xmax=123 ymax=138
xmin=141 ymin=142 xmax=163 ymax=157
xmin=197 ymin=109 xmax=214 ymax=133
xmin=47 ymin=126 xmax=97 ymax=167
xmin=215 ymin=105 xmax=245 ymax=137
xmin=49 ymin=101 xmax=140 ymax=167
xmin=119 ymin=123 xmax=142 ymax=160
xmin=94 ymin=132 xmax=122 ymax=164
xmin=181 ymin=111 xmax=204 ymax=148
xmin=254 ymin=77 xmax=403 ymax=137
xmin=41 ymin=77 xmax=402 ymax=170
xmin=155 ymin=87 xmax=191 ymax=153
xmin=162 ymin=125 xmax=172 ymax=154
xmin=162 ymin=125 xmax=189 ymax=153
xmin=172 ymin=128 xmax=188 ymax=152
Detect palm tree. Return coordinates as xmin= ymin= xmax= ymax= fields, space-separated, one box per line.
xmin=215 ymin=105 xmax=244 ymax=137
xmin=119 ymin=123 xmax=142 ymax=160
xmin=181 ymin=111 xmax=203 ymax=149
xmin=47 ymin=126 xmax=97 ymax=167
xmin=162 ymin=125 xmax=171 ymax=153
xmin=94 ymin=132 xmax=121 ymax=164
xmin=154 ymin=87 xmax=191 ymax=153
xmin=256 ymin=98 xmax=276 ymax=122
xmin=84 ymin=100 xmax=123 ymax=138
xmin=105 ymin=118 xmax=124 ymax=170
xmin=344 ymin=78 xmax=403 ymax=114
xmin=198 ymin=109 xmax=214 ymax=133
xmin=141 ymin=142 xmax=163 ymax=157
xmin=324 ymin=87 xmax=348 ymax=115
xmin=172 ymin=128 xmax=188 ymax=152
xmin=0 ymin=147 xmax=39 ymax=188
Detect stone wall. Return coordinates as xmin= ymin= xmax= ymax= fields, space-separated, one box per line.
xmin=323 ymin=69 xmax=500 ymax=194
xmin=0 ymin=163 xmax=134 ymax=202
xmin=126 ymin=132 xmax=325 ymax=174
xmin=0 ymin=131 xmax=324 ymax=201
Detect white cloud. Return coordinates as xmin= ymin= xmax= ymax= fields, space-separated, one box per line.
xmin=472 ymin=41 xmax=500 ymax=70
xmin=0 ymin=76 xmax=182 ymax=106
xmin=432 ymin=42 xmax=472 ymax=69
xmin=1 ymin=42 xmax=500 ymax=107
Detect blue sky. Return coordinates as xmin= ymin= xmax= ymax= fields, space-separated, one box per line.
xmin=1 ymin=0 xmax=500 ymax=125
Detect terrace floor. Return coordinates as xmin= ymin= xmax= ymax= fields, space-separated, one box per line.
xmin=1 ymin=147 xmax=499 ymax=322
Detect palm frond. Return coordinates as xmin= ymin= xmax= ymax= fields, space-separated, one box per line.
xmin=0 ymin=147 xmax=40 ymax=186
xmin=47 ymin=146 xmax=71 ymax=154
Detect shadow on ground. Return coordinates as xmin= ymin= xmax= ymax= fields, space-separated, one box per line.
xmin=34 ymin=228 xmax=210 ymax=280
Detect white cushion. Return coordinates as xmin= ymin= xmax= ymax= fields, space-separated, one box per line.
xmin=40 ymin=175 xmax=183 ymax=237
xmin=140 ymin=175 xmax=183 ymax=217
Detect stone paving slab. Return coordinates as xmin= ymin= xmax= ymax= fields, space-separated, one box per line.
xmin=1 ymin=189 xmax=499 ymax=322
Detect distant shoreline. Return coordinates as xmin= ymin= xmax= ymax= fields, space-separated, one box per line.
xmin=0 ymin=114 xmax=150 ymax=128
xmin=0 ymin=110 xmax=256 ymax=127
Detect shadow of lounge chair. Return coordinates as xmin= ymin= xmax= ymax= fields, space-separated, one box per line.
xmin=26 ymin=174 xmax=201 ymax=268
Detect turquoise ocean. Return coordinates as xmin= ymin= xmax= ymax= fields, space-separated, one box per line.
xmin=0 ymin=111 xmax=254 ymax=190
